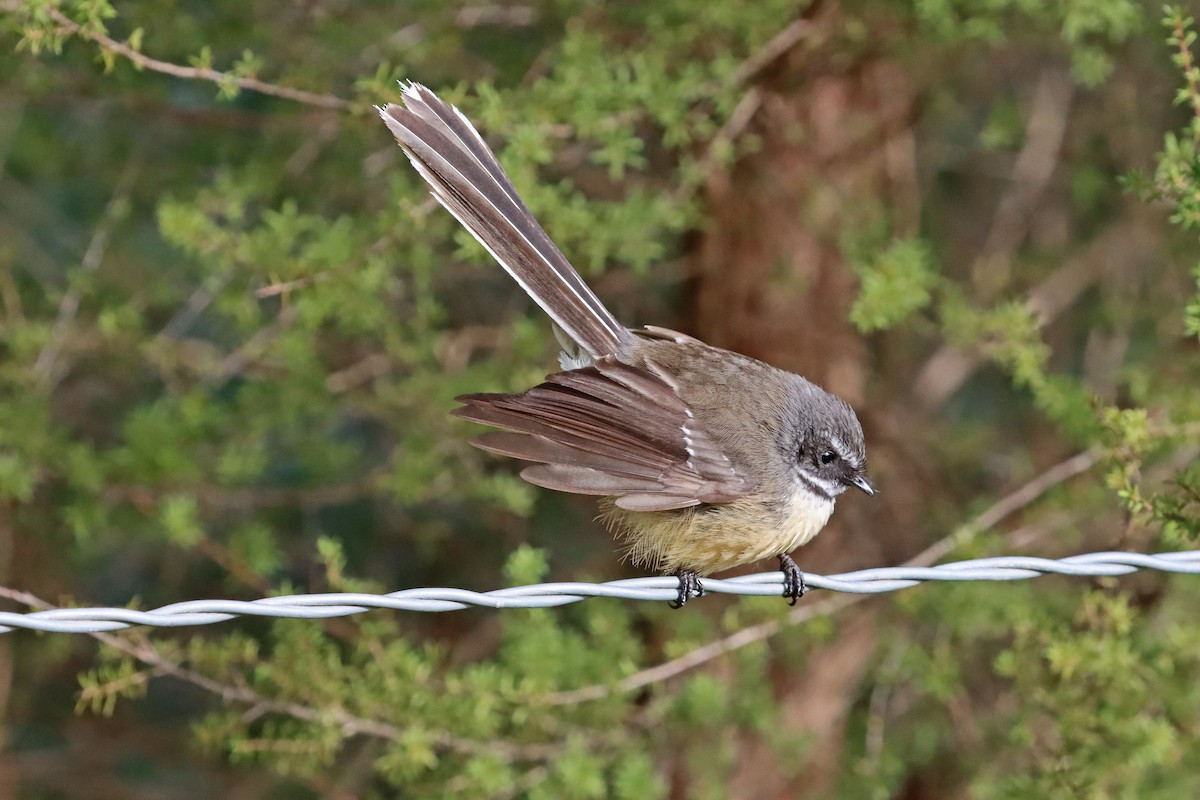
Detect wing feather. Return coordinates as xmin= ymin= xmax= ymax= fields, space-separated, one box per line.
xmin=455 ymin=357 xmax=751 ymax=510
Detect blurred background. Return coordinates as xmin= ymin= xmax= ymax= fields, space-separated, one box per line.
xmin=2 ymin=0 xmax=1199 ymax=797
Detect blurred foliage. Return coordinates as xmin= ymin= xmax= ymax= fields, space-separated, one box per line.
xmin=1 ymin=0 xmax=1199 ymax=798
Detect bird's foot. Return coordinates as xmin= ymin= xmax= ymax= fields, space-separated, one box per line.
xmin=779 ymin=554 xmax=806 ymax=606
xmin=670 ymin=569 xmax=704 ymax=608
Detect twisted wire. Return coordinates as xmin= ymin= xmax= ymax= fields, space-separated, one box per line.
xmin=4 ymin=551 xmax=1198 ymax=634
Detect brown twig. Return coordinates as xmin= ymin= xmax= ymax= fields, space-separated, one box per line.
xmin=455 ymin=5 xmax=537 ymax=29
xmin=254 ymin=273 xmax=332 ymax=299
xmin=672 ymin=88 xmax=763 ymax=202
xmin=976 ymin=70 xmax=1075 ymax=276
xmin=34 ymin=158 xmax=139 ymax=383
xmin=730 ymin=18 xmax=815 ymax=86
xmin=40 ymin=6 xmax=349 ymax=110
xmin=1172 ymin=16 xmax=1200 ymax=124
xmin=913 ymin=219 xmax=1155 ymax=408
xmin=325 ymin=354 xmax=393 ymax=394
xmin=914 ymin=69 xmax=1079 ymax=408
xmin=154 ymin=275 xmax=230 ymax=341
xmin=203 ymin=305 xmax=297 ymax=387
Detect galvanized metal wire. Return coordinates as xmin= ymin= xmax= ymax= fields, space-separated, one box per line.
xmin=4 ymin=551 xmax=1198 ymax=634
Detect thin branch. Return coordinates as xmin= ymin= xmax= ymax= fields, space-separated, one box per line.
xmin=730 ymin=18 xmax=816 ymax=86
xmin=326 ymin=354 xmax=393 ymax=394
xmin=913 ymin=220 xmax=1155 ymax=408
xmin=33 ymin=158 xmax=139 ymax=382
xmin=915 ymin=69 xmax=1078 ymax=408
xmin=203 ymin=305 xmax=297 ymax=387
xmin=683 ymin=15 xmax=818 ymax=182
xmin=40 ymin=7 xmax=350 ymax=110
xmin=154 ymin=274 xmax=231 ymax=341
xmin=673 ymin=87 xmax=763 ymax=202
xmin=455 ymin=5 xmax=537 ymax=29
xmin=921 ymin=447 xmax=1101 ymax=565
xmin=977 ymin=70 xmax=1075 ymax=271
xmin=254 ymin=273 xmax=332 ymax=299
xmin=1172 ymin=15 xmax=1200 ymax=124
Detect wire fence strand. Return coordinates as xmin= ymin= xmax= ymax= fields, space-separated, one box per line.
xmin=4 ymin=550 xmax=1198 ymax=634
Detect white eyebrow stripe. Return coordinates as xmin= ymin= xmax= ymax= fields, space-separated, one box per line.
xmin=829 ymin=433 xmax=848 ymax=457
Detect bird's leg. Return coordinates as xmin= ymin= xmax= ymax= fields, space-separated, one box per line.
xmin=778 ymin=553 xmax=806 ymax=606
xmin=670 ymin=569 xmax=704 ymax=608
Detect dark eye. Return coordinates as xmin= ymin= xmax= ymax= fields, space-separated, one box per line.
xmin=819 ymin=450 xmax=838 ymax=466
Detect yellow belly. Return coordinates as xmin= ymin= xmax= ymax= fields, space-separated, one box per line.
xmin=602 ymin=490 xmax=835 ymax=575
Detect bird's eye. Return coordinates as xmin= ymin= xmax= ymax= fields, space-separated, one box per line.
xmin=819 ymin=450 xmax=837 ymax=465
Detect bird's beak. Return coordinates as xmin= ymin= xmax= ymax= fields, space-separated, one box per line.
xmin=847 ymin=474 xmax=876 ymax=496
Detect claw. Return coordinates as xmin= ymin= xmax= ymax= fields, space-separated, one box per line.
xmin=670 ymin=569 xmax=704 ymax=608
xmin=779 ymin=553 xmax=806 ymax=605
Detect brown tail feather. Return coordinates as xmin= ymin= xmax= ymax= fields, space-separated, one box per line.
xmin=378 ymin=83 xmax=633 ymax=359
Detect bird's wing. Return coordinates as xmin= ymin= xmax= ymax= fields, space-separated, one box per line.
xmin=453 ymin=356 xmax=752 ymax=511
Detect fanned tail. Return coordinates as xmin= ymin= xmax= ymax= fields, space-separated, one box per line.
xmin=378 ymin=82 xmax=633 ymax=359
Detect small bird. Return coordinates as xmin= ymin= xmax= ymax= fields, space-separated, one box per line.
xmin=379 ymin=83 xmax=874 ymax=607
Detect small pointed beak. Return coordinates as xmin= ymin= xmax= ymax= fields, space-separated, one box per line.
xmin=847 ymin=474 xmax=876 ymax=496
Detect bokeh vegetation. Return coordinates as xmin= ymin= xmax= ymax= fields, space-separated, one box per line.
xmin=1 ymin=0 xmax=1198 ymax=797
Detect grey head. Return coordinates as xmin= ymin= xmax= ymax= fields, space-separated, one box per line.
xmin=782 ymin=376 xmax=874 ymax=500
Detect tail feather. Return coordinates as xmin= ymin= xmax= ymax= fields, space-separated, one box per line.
xmin=378 ymin=82 xmax=633 ymax=359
